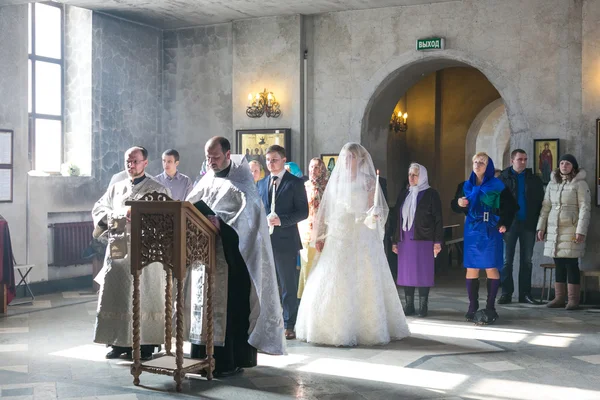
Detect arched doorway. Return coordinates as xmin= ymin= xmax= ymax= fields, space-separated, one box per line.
xmin=358 ymin=52 xmax=527 ymax=206
xmin=466 ymin=98 xmax=511 ymax=178
xmin=358 ymin=53 xmax=527 ymax=282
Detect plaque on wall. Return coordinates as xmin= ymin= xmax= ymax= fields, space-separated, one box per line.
xmin=0 ymin=129 xmax=13 ymax=203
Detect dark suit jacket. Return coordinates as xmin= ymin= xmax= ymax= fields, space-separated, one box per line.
xmin=258 ymin=171 xmax=309 ymax=253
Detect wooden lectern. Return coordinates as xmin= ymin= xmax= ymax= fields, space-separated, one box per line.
xmin=126 ymin=191 xmax=217 ymax=392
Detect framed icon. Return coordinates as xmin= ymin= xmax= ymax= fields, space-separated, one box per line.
xmin=236 ymin=128 xmax=291 ymax=173
xmin=320 ymin=153 xmax=338 ymax=175
xmin=533 ymin=139 xmax=559 ymax=186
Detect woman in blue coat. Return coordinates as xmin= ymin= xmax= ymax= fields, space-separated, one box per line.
xmin=451 ymin=152 xmax=518 ymax=325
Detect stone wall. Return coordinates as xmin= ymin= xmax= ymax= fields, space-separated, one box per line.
xmin=64 ymin=6 xmax=93 ymax=177
xmin=0 ymin=9 xmax=166 ymax=284
xmin=92 ymin=13 xmax=164 ymax=183
xmin=162 ymin=23 xmax=233 ymax=180
xmin=0 ymin=5 xmax=28 ymax=265
xmin=581 ymin=0 xmax=600 ymax=273
xmin=232 ymin=15 xmax=303 ymax=165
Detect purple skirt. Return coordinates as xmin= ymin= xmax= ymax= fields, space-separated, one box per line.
xmin=396 ymin=224 xmax=435 ymax=287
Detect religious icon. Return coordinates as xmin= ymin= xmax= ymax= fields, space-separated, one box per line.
xmin=533 ymin=139 xmax=559 ymax=185
xmin=320 ymin=154 xmax=338 ymax=174
xmin=236 ymin=129 xmax=292 ymax=172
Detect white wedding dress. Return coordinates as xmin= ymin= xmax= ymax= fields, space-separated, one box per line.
xmin=295 ymin=180 xmax=410 ymax=346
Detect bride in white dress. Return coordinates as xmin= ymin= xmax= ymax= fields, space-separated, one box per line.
xmin=296 ymin=143 xmax=410 ymax=346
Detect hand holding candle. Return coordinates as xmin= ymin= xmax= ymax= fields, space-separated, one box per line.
xmin=363 ymin=170 xmax=380 ymax=230
xmin=268 ymin=180 xmax=278 ymax=235
xmin=374 ymin=169 xmax=380 ymax=207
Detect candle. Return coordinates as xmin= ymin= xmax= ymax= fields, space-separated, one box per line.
xmin=269 ymin=180 xmax=277 ymax=235
xmin=271 ymin=181 xmax=276 ymax=213
xmin=363 ymin=170 xmax=380 ymax=230
xmin=374 ymin=169 xmax=380 ymax=206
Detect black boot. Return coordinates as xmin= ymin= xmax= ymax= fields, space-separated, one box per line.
xmin=465 ymin=278 xmax=480 ymax=321
xmin=417 ymin=287 xmax=430 ymax=317
xmin=403 ymin=287 xmax=416 ymax=316
xmin=105 ymin=346 xmax=131 ymax=359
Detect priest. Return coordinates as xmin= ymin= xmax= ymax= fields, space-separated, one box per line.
xmin=185 ymin=136 xmax=285 ymax=377
xmin=92 ymin=146 xmax=171 ymax=361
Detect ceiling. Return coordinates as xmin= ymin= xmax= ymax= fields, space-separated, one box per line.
xmin=1 ymin=0 xmax=458 ymax=29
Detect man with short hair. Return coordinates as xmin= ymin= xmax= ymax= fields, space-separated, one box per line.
xmin=257 ymin=145 xmax=308 ymax=340
xmin=498 ymin=149 xmax=544 ymax=305
xmin=185 ymin=137 xmax=284 ymax=377
xmin=92 ymin=146 xmax=170 ymax=360
xmin=155 ymin=149 xmax=193 ymax=201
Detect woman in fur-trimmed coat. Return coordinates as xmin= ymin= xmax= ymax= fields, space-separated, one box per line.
xmin=537 ymin=154 xmax=591 ymax=310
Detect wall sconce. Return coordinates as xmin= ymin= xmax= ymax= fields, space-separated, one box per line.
xmin=390 ymin=110 xmax=408 ymax=132
xmin=246 ymin=88 xmax=281 ymax=118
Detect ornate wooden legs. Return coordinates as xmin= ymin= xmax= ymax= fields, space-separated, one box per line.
xmin=131 ymin=271 xmax=142 ymax=386
xmin=206 ymin=265 xmax=214 ymax=380
xmin=165 ymin=269 xmax=173 ymax=356
xmin=175 ymin=277 xmax=185 ymax=392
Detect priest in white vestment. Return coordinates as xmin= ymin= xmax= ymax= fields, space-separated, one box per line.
xmin=185 ymin=137 xmax=285 ymax=377
xmin=92 ymin=146 xmax=171 ymax=360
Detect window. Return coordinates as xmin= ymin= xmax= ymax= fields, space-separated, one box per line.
xmin=28 ymin=3 xmax=64 ymax=173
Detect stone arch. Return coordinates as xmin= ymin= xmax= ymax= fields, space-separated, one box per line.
xmin=466 ymin=98 xmax=510 ymax=177
xmin=357 ymin=50 xmax=528 ymax=178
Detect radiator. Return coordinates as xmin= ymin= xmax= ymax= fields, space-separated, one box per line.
xmin=48 ymin=221 xmax=94 ymax=266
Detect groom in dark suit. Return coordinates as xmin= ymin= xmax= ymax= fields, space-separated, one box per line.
xmin=258 ymin=145 xmax=308 ymax=340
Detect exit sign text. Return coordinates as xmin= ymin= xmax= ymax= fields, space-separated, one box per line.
xmin=416 ymin=38 xmax=445 ymax=51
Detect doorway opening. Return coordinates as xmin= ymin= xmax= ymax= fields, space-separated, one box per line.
xmin=361 ymin=59 xmax=516 ymax=288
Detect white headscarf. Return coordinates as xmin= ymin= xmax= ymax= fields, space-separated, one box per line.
xmin=402 ymin=163 xmax=430 ymax=231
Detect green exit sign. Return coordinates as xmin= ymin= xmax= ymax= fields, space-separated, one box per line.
xmin=416 ymin=37 xmax=445 ymax=51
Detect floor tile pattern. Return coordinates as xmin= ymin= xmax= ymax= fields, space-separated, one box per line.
xmin=1 ymin=282 xmax=600 ymax=399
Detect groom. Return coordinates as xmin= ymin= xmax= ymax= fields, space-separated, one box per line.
xmin=258 ymin=145 xmax=308 ymax=340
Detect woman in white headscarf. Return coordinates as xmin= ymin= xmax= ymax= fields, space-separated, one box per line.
xmin=295 ymin=143 xmax=410 ymax=346
xmin=391 ymin=163 xmax=443 ymax=318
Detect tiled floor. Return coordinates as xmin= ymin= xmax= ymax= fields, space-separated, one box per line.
xmin=1 ymin=282 xmax=600 ymax=399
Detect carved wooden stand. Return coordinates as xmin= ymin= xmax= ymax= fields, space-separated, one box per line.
xmin=127 ymin=192 xmax=217 ymax=392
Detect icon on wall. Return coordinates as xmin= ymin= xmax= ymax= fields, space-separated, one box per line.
xmin=236 ymin=129 xmax=292 ymax=173
xmin=320 ymin=154 xmax=338 ymax=175
xmin=533 ymin=139 xmax=559 ymax=186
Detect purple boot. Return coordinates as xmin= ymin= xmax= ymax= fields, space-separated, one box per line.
xmin=473 ymin=278 xmax=500 ymax=325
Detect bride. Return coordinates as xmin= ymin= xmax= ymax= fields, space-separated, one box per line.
xmin=295 ymin=143 xmax=410 ymax=346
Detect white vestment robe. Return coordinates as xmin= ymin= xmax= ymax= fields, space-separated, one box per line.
xmin=186 ymin=160 xmax=286 ymax=355
xmin=92 ymin=176 xmax=170 ymax=347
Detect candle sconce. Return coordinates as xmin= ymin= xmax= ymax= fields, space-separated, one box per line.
xmin=246 ymin=89 xmax=281 ymax=118
xmin=390 ymin=111 xmax=408 ymax=132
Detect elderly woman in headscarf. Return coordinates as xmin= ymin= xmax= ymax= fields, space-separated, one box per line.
xmin=297 ymin=157 xmax=329 ymax=298
xmin=391 ymin=163 xmax=443 ymax=318
xmin=451 ymin=152 xmax=518 ymax=325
